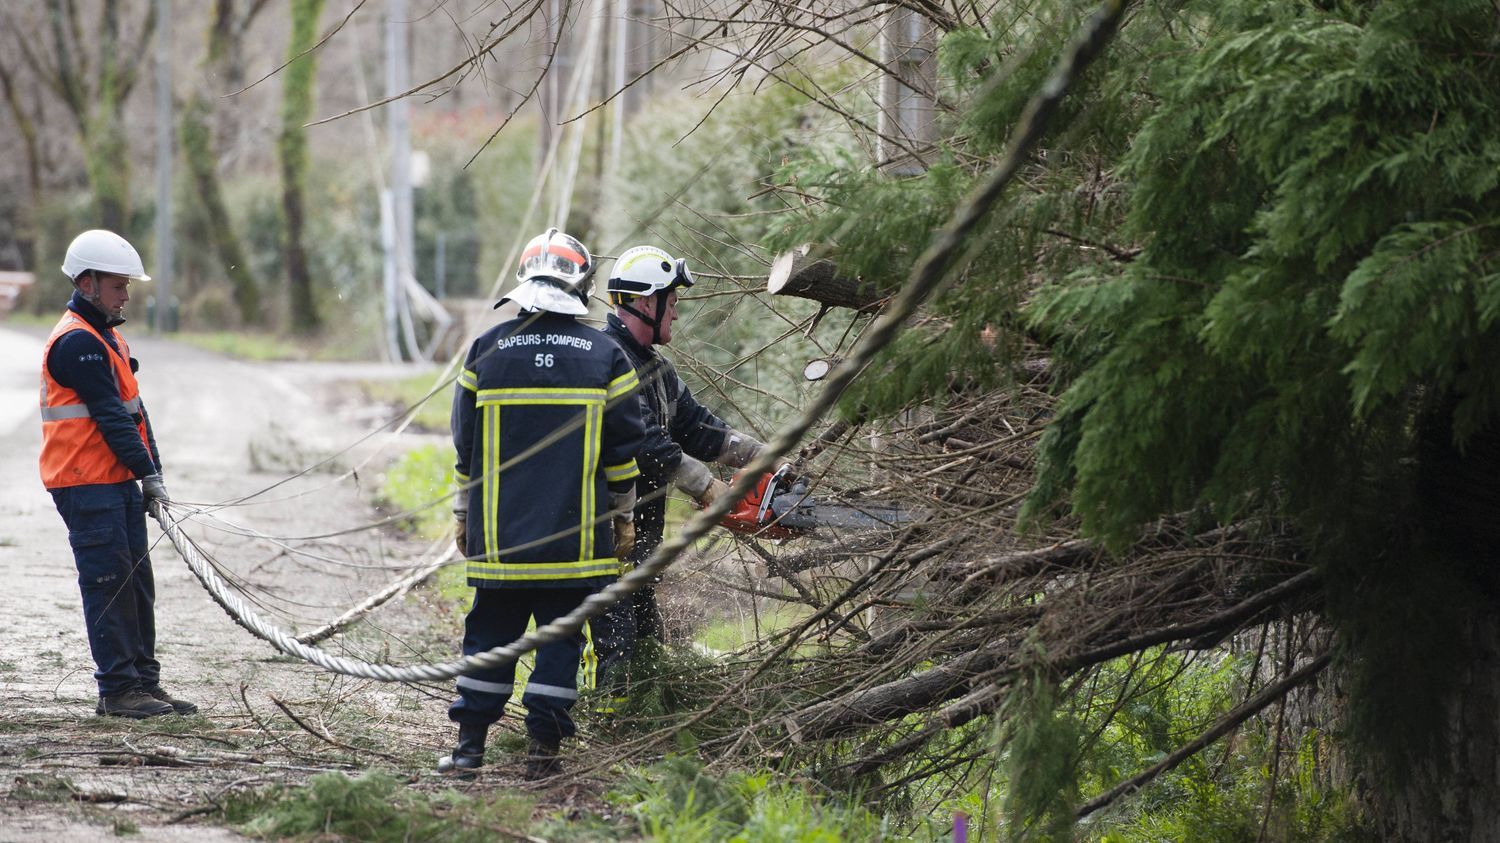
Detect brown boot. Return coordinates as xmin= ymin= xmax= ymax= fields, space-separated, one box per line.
xmin=144 ymin=686 xmax=198 ymax=715
xmin=95 ymin=689 xmax=173 ymax=719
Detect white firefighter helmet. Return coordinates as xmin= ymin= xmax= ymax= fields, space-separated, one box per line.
xmin=606 ymin=245 xmax=694 ymax=304
xmin=61 ymin=230 xmax=151 ymax=282
xmin=501 ymin=227 xmax=593 ymax=315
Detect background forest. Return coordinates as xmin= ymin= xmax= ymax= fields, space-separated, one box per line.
xmin=4 ymin=0 xmax=1500 ymax=840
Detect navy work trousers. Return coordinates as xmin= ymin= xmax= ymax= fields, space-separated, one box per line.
xmin=50 ymin=480 xmax=159 ymax=697
xmin=448 ymin=585 xmax=598 ymax=745
xmin=587 ymin=580 xmax=664 ymax=695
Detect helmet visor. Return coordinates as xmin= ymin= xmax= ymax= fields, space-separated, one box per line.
xmin=520 ymin=250 xmax=587 ymax=282
xmin=673 ymin=258 xmax=695 ymax=289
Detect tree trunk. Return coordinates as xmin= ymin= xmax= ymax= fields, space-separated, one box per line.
xmin=0 ymin=61 xmax=43 ymax=269
xmin=1365 ymin=407 xmax=1500 ymax=840
xmin=181 ymin=94 xmax=261 ymax=323
xmin=279 ymin=0 xmax=325 ymax=334
xmin=1364 ymin=611 xmax=1500 ymax=841
xmin=767 ymin=245 xmax=888 ymax=312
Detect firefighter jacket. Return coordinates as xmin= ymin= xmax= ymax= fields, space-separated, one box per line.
xmin=603 ymin=313 xmax=735 ymax=562
xmin=39 ymin=292 xmax=161 ymax=490
xmin=453 ymin=311 xmax=645 ymax=589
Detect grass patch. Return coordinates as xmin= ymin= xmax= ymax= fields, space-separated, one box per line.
xmin=223 ymin=771 xmax=537 ymax=842
xmin=171 ymin=329 xmax=379 ymax=362
xmin=694 ymin=604 xmax=811 ymax=652
xmin=359 ymin=373 xmax=453 ymax=434
xmin=172 ymin=331 xmax=312 ymax=361
xmin=618 ymin=755 xmax=923 ymax=842
xmin=379 ymin=444 xmax=455 ymax=540
xmin=0 ymin=311 xmax=55 ymax=329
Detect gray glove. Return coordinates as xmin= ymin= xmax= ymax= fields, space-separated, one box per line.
xmin=141 ymin=474 xmax=169 ymax=516
xmin=718 ymin=432 xmax=764 ymax=469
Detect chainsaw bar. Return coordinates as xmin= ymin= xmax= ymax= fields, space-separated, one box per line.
xmin=714 ymin=464 xmax=922 ymax=540
xmin=767 ymin=487 xmax=920 ymax=534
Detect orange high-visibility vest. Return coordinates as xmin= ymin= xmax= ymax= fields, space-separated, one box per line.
xmin=38 ymin=310 xmax=148 ymax=489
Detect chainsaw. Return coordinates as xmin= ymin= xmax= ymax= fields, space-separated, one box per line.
xmin=717 ymin=465 xmax=921 ymax=541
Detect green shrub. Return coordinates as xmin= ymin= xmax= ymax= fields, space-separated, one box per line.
xmin=379 ymin=444 xmax=455 ymax=539
xmin=617 ymin=756 xmax=918 ymax=842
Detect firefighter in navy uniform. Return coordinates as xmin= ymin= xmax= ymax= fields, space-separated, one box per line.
xmin=438 ymin=228 xmax=645 ymax=780
xmin=40 ymin=230 xmax=197 ymax=719
xmin=588 ymin=246 xmax=764 ymax=709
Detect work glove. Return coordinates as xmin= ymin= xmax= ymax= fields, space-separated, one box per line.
xmin=613 ymin=515 xmax=636 ymax=561
xmin=140 ymin=474 xmax=169 ymax=517
xmin=694 ymin=478 xmax=733 ymax=510
xmin=718 ymin=432 xmax=764 ymax=469
xmin=453 ymin=493 xmax=469 ymax=558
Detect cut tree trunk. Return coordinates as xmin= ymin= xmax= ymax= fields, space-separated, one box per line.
xmin=768 ymin=246 xmax=888 ymax=312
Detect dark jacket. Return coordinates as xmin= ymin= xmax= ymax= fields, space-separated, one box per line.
xmin=604 ymin=313 xmax=733 ymax=561
xmin=453 ymin=312 xmax=646 ymax=589
xmin=44 ymin=291 xmax=161 ymax=479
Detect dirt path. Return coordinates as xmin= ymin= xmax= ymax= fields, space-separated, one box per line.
xmin=0 ymin=325 xmax=480 ymax=840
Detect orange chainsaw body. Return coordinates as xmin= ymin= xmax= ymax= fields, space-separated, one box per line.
xmin=718 ymin=467 xmax=800 ymax=541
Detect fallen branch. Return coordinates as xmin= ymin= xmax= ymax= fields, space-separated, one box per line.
xmin=270 ymin=694 xmax=405 ymax=764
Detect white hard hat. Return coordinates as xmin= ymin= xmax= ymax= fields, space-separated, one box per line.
xmin=606 ymin=245 xmax=694 ymax=304
xmin=61 ymin=229 xmax=151 ymax=282
xmin=501 ymin=228 xmax=593 ymax=315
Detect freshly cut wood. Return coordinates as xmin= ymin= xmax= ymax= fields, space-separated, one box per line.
xmin=804 ymin=358 xmax=836 ymax=381
xmin=768 ymin=246 xmax=887 ymax=312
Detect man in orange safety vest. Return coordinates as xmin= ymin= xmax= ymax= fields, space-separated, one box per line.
xmin=39 ymin=229 xmax=197 ymax=719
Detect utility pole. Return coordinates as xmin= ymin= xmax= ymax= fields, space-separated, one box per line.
xmin=878 ymin=8 xmax=937 ymax=175
xmin=153 ymin=0 xmax=174 ymax=332
xmin=384 ymin=0 xmax=413 ymax=360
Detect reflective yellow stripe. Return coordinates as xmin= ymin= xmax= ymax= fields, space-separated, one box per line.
xmin=579 ymin=403 xmax=600 ymax=560
xmin=582 ymin=622 xmax=597 ymax=691
xmin=476 ymin=387 xmax=605 ymax=406
xmin=455 ymin=471 xmax=470 ymax=484
xmin=465 ymin=558 xmax=621 ymax=581
xmin=458 ymin=368 xmax=478 ymax=392
xmin=604 ymin=460 xmax=640 ymax=482
xmin=607 ymin=369 xmax=639 ymax=401
xmin=484 ymin=405 xmax=500 ymax=562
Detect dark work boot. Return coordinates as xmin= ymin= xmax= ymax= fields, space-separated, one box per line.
xmin=436 ymin=723 xmax=487 ymax=779
xmin=144 ymin=686 xmax=199 ymax=715
xmin=96 ymin=689 xmax=174 ymax=719
xmin=524 ymin=738 xmax=561 ymax=781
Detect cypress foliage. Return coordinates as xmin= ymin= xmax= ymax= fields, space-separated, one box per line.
xmin=1024 ymin=0 xmax=1500 ymax=789
xmin=771 ymin=0 xmax=1500 ymax=828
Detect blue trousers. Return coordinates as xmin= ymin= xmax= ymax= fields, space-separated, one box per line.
xmin=50 ymin=481 xmax=159 ymax=697
xmin=587 ymin=580 xmax=664 ymax=697
xmin=448 ymin=586 xmax=597 ymax=745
